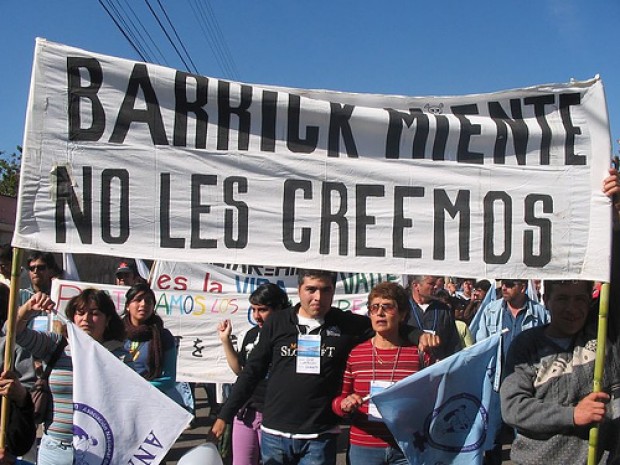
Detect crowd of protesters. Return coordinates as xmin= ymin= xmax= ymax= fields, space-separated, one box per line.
xmin=0 ymin=168 xmax=617 ymax=465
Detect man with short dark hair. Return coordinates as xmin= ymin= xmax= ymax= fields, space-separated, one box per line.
xmin=455 ymin=277 xmax=475 ymax=301
xmin=472 ymin=279 xmax=549 ymax=354
xmin=407 ymin=274 xmax=462 ymax=360
xmin=500 ymin=280 xmax=619 ymax=464
xmin=210 ymin=269 xmax=437 ymax=465
xmin=19 ymin=251 xmax=58 ymax=306
xmin=2 ymin=251 xmax=59 ymax=392
xmin=471 ymin=278 xmax=549 ymax=465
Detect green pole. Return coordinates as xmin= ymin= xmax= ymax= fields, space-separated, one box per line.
xmin=587 ymin=282 xmax=609 ymax=465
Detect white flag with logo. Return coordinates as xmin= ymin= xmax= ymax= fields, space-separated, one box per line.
xmin=68 ymin=322 xmax=193 ymax=465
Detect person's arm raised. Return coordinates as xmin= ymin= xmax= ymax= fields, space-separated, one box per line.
xmin=15 ymin=292 xmax=54 ymax=335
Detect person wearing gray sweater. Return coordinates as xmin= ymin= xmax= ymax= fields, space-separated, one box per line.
xmin=500 ymin=279 xmax=619 ymax=465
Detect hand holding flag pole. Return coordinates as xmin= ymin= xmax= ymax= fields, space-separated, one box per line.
xmin=587 ymin=161 xmax=619 ymax=465
xmin=0 ymin=247 xmax=23 ymax=451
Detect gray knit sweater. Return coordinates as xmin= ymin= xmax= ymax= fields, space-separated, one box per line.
xmin=500 ymin=323 xmax=619 ymax=465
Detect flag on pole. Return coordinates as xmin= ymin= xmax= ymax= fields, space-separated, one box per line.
xmin=526 ymin=279 xmax=539 ymax=303
xmin=468 ymin=280 xmax=497 ymax=336
xmin=372 ymin=333 xmax=502 ymax=465
xmin=135 ymin=259 xmax=151 ymax=282
xmin=62 ymin=253 xmax=80 ymax=281
xmin=68 ymin=323 xmax=193 ymax=465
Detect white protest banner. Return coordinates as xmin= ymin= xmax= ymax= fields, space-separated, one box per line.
xmin=15 ymin=40 xmax=612 ymax=280
xmin=51 ymin=279 xmax=369 ymax=382
xmin=68 ymin=322 xmax=192 ymax=465
xmin=151 ymin=261 xmax=402 ymax=294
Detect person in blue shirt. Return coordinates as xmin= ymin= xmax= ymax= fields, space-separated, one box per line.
xmin=471 ymin=279 xmax=549 ymax=465
xmin=472 ymin=279 xmax=549 ymax=358
xmin=122 ymin=283 xmax=176 ymax=393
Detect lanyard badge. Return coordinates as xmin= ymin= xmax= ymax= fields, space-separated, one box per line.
xmin=296 ymin=334 xmax=321 ymax=374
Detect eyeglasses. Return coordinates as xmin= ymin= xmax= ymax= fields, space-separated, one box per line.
xmin=28 ymin=264 xmax=48 ymax=272
xmin=502 ymin=280 xmax=523 ymax=288
xmin=367 ymin=303 xmax=397 ymax=315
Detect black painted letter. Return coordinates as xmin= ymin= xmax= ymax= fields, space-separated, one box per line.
xmin=560 ymin=93 xmax=585 ymax=165
xmin=224 ymin=177 xmax=249 ymax=248
xmin=320 ymin=182 xmax=348 ymax=255
xmin=452 ymin=104 xmax=483 ymax=164
xmin=328 ymin=103 xmax=358 ymax=157
xmin=110 ymin=64 xmax=168 ymax=145
xmin=433 ymin=190 xmax=471 ymax=260
xmin=160 ymin=173 xmax=185 ymax=248
xmin=191 ymin=174 xmax=218 ymax=249
xmin=287 ymin=94 xmax=319 ymax=153
xmin=174 ymin=72 xmax=209 ymax=148
xmin=356 ymin=185 xmax=385 ymax=257
xmin=67 ymin=57 xmax=105 ymax=141
xmin=55 ymin=166 xmax=93 ymax=244
xmin=283 ymin=180 xmax=312 ymax=251
xmin=483 ymin=191 xmax=512 ymax=264
xmin=393 ymin=186 xmax=424 ymax=258
xmin=101 ymin=169 xmax=130 ymax=244
xmin=523 ymin=194 xmax=552 ymax=266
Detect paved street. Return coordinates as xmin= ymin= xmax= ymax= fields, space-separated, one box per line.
xmin=163 ymin=385 xmax=512 ymax=465
xmin=164 ymin=385 xmax=350 ymax=465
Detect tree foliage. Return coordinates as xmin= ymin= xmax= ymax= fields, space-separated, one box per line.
xmin=0 ymin=146 xmax=21 ymax=197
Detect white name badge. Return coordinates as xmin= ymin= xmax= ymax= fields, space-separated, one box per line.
xmin=296 ymin=334 xmax=321 ymax=374
xmin=31 ymin=315 xmax=53 ymax=332
xmin=368 ymin=380 xmax=394 ymax=421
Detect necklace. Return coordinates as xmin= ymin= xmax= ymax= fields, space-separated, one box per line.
xmin=373 ymin=344 xmax=398 ymax=365
xmin=371 ymin=337 xmax=401 ymax=383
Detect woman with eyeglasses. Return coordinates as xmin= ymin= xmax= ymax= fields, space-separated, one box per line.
xmin=122 ymin=283 xmax=177 ymax=393
xmin=332 ymin=282 xmax=432 ymax=465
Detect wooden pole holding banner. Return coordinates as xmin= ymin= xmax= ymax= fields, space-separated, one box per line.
xmin=587 ymin=282 xmax=609 ymax=465
xmin=0 ymin=247 xmax=23 ymax=450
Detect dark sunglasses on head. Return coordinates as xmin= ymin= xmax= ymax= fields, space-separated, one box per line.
xmin=28 ymin=264 xmax=48 ymax=272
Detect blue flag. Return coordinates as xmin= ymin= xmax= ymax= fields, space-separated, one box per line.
xmin=372 ymin=333 xmax=502 ymax=465
xmin=468 ymin=280 xmax=497 ymax=337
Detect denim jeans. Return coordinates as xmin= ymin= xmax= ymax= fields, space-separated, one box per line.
xmin=261 ymin=430 xmax=338 ymax=465
xmin=348 ymin=443 xmax=408 ymax=465
xmin=37 ymin=434 xmax=73 ymax=465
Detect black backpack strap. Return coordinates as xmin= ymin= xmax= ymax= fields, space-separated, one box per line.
xmin=41 ymin=337 xmax=68 ymax=380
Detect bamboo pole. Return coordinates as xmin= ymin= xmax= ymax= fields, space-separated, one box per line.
xmin=0 ymin=247 xmax=23 ymax=450
xmin=587 ymin=282 xmax=609 ymax=465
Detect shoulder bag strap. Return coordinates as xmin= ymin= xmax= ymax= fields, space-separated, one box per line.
xmin=40 ymin=337 xmax=68 ymax=380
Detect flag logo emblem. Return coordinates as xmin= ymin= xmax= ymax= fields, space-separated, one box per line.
xmin=425 ymin=393 xmax=488 ymax=452
xmin=73 ymin=403 xmax=114 ymax=465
